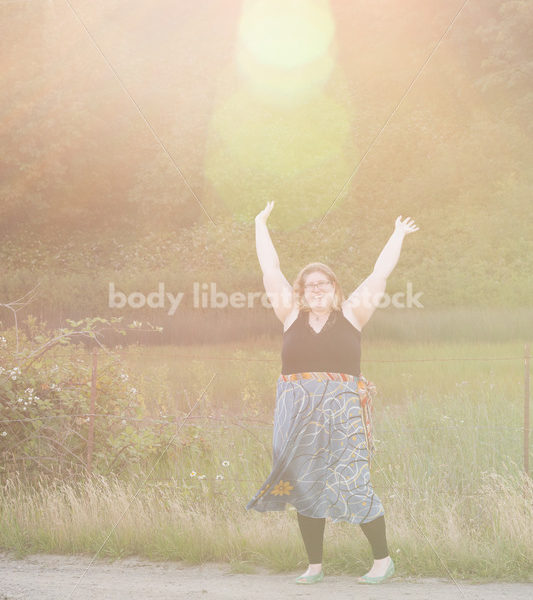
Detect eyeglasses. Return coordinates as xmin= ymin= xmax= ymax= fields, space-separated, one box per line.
xmin=304 ymin=280 xmax=332 ymax=291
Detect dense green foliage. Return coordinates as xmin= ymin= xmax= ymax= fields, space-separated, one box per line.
xmin=1 ymin=0 xmax=531 ymax=331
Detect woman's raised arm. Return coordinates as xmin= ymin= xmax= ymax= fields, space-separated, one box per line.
xmin=372 ymin=216 xmax=419 ymax=279
xmin=345 ymin=216 xmax=419 ymax=330
xmin=255 ymin=201 xmax=280 ymax=273
xmin=255 ymin=201 xmax=294 ymax=323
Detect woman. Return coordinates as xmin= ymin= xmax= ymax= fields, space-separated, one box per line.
xmin=245 ymin=201 xmax=419 ymax=584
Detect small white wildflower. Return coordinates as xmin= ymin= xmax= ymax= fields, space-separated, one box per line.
xmin=215 ymin=475 xmax=224 ymax=480
xmin=222 ymin=460 xmax=230 ymax=467
xmin=0 ymin=366 xmax=4 ymax=374
xmin=33 ymin=396 xmax=39 ymax=401
xmin=1 ymin=431 xmax=7 ymax=437
xmin=121 ymin=419 xmax=127 ymax=425
xmin=10 ymin=374 xmax=17 ymax=381
xmin=396 ymin=548 xmax=401 ymax=553
xmin=198 ymin=474 xmax=207 ymax=480
xmin=85 ymin=417 xmax=90 ymax=422
xmin=25 ymin=388 xmax=34 ymax=395
xmin=189 ymin=471 xmax=197 ymax=477
xmin=22 ymin=406 xmax=27 ymax=411
xmin=120 ymin=372 xmax=129 ymax=381
xmin=129 ymin=387 xmax=137 ymax=395
xmin=17 ymin=398 xmax=23 ymax=403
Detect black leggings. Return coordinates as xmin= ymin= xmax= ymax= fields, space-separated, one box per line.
xmin=297 ymin=512 xmax=389 ymax=563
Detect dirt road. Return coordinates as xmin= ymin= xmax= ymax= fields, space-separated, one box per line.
xmin=1 ymin=552 xmax=532 ymax=600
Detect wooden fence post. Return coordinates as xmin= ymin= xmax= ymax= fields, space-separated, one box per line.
xmin=525 ymin=343 xmax=530 ymax=478
xmin=87 ymin=347 xmax=98 ymax=476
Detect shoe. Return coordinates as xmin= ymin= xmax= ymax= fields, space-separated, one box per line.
xmin=295 ymin=569 xmax=324 ymax=584
xmin=357 ymin=558 xmax=395 ymax=584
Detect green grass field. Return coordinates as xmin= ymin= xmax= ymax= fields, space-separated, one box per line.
xmin=1 ymin=339 xmax=532 ymax=580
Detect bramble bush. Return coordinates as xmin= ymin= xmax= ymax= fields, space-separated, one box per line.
xmin=0 ymin=314 xmax=174 ymax=481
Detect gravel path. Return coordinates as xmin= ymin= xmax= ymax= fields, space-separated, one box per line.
xmin=1 ymin=553 xmax=532 ymax=600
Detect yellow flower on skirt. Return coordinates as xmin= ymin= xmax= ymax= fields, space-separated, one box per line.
xmin=270 ymin=479 xmax=294 ymax=496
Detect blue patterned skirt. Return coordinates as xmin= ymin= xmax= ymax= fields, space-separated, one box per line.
xmin=245 ymin=371 xmax=384 ymax=524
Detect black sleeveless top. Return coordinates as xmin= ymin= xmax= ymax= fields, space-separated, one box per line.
xmin=281 ymin=309 xmax=361 ymax=377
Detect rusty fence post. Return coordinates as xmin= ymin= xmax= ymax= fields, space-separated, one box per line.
xmin=87 ymin=346 xmax=98 ymax=476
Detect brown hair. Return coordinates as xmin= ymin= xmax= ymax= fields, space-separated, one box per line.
xmin=292 ymin=262 xmax=345 ymax=312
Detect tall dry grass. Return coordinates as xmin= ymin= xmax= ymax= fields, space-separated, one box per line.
xmin=1 ymin=339 xmax=532 ymax=580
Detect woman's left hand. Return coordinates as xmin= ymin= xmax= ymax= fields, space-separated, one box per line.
xmin=395 ymin=215 xmax=419 ymax=235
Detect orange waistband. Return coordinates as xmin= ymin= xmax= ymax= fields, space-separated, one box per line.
xmin=279 ymin=371 xmax=360 ymax=382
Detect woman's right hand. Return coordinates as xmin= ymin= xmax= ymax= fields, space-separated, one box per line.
xmin=255 ymin=201 xmax=274 ymax=225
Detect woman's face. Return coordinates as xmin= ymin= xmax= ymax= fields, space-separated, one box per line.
xmin=303 ymin=270 xmax=335 ymax=312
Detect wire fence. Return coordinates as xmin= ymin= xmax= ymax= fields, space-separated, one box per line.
xmin=1 ymin=343 xmax=531 ymax=481
xmin=112 ymin=351 xmax=527 ymax=363
xmin=0 ymin=413 xmax=527 ymax=432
